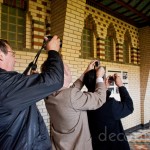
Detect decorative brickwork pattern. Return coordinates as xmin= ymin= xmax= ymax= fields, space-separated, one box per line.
xmin=28 ymin=0 xmax=51 ymax=49
xmin=81 ymin=14 xmax=97 ymax=58
xmin=137 ymin=49 xmax=140 ymax=65
xmin=139 ymin=27 xmax=150 ymax=125
xmin=85 ymin=5 xmax=140 ymax=65
xmin=32 ymin=20 xmax=45 ymax=49
xmin=131 ymin=47 xmax=138 ymax=64
xmin=116 ymin=43 xmax=123 ymax=62
xmin=96 ymin=37 xmax=105 ymax=59
xmin=0 ymin=0 xmax=149 ymax=135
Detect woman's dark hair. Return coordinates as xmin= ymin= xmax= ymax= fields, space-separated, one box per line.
xmin=83 ymin=69 xmax=96 ymax=92
xmin=0 ymin=39 xmax=9 ymax=54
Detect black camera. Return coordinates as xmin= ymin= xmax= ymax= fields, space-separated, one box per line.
xmin=43 ymin=35 xmax=62 ymax=49
xmin=95 ymin=61 xmax=100 ymax=67
xmin=108 ymin=76 xmax=114 ymax=82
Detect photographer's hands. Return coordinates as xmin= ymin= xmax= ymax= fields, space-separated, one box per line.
xmin=84 ymin=60 xmax=105 ymax=78
xmin=44 ymin=35 xmax=61 ymax=52
xmin=114 ymin=74 xmax=123 ymax=87
xmin=84 ymin=60 xmax=97 ymax=74
xmin=106 ymin=73 xmax=123 ymax=88
xmin=80 ymin=60 xmax=105 ymax=81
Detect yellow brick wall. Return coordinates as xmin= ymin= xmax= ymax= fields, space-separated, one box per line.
xmin=85 ymin=5 xmax=139 ymax=47
xmin=60 ymin=0 xmax=141 ymax=130
xmin=27 ymin=0 xmax=51 ymax=49
xmin=0 ymin=0 xmax=149 ymax=133
xmin=139 ymin=26 xmax=150 ymax=125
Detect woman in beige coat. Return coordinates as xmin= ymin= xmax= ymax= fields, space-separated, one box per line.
xmin=42 ymin=61 xmax=106 ymax=150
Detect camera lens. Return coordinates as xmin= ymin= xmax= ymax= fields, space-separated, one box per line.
xmin=109 ymin=76 xmax=114 ymax=81
xmin=95 ymin=61 xmax=100 ymax=67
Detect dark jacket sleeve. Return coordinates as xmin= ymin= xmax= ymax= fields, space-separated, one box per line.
xmin=1 ymin=50 xmax=64 ymax=113
xmin=106 ymin=90 xmax=111 ymax=100
xmin=111 ymin=86 xmax=134 ymax=120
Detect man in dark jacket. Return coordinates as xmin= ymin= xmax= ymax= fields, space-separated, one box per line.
xmin=0 ymin=36 xmax=64 ymax=150
xmin=83 ymin=70 xmax=134 ymax=150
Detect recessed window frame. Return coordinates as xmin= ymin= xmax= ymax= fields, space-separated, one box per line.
xmin=81 ymin=28 xmax=94 ymax=58
xmin=1 ymin=4 xmax=26 ymax=49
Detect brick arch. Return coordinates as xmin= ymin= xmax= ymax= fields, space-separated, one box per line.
xmin=107 ymin=23 xmax=117 ymax=43
xmin=124 ymin=30 xmax=132 ymax=46
xmin=84 ymin=14 xmax=98 ymax=37
xmin=84 ymin=14 xmax=97 ymax=35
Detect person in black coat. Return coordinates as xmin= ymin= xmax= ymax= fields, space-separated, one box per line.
xmin=0 ymin=36 xmax=64 ymax=150
xmin=83 ymin=69 xmax=134 ymax=150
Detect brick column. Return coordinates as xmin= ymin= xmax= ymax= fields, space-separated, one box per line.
xmin=139 ymin=26 xmax=150 ymax=125
xmin=50 ymin=0 xmax=86 ymax=59
xmin=137 ymin=49 xmax=140 ymax=65
xmin=116 ymin=43 xmax=123 ymax=62
xmin=131 ymin=47 xmax=138 ymax=64
xmin=28 ymin=0 xmax=51 ymax=49
xmin=32 ymin=20 xmax=45 ymax=49
xmin=96 ymin=37 xmax=105 ymax=60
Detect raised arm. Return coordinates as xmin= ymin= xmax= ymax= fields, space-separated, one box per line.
xmin=71 ymin=60 xmax=99 ymax=90
xmin=1 ymin=36 xmax=64 ymax=112
xmin=71 ymin=63 xmax=106 ymax=111
xmin=110 ymin=74 xmax=134 ymax=120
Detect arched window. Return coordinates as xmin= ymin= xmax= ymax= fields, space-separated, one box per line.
xmin=105 ymin=36 xmax=114 ymax=61
xmin=1 ymin=0 xmax=26 ymax=49
xmin=81 ymin=28 xmax=93 ymax=58
xmin=123 ymin=41 xmax=130 ymax=63
xmin=105 ymin=23 xmax=116 ymax=61
xmin=81 ymin=15 xmax=97 ymax=58
xmin=123 ymin=30 xmax=131 ymax=63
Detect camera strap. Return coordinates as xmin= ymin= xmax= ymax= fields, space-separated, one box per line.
xmin=23 ymin=45 xmax=44 ymax=75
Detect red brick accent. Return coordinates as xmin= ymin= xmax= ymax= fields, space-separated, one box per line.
xmin=32 ymin=35 xmax=43 ymax=40
xmin=97 ymin=43 xmax=105 ymax=46
xmin=33 ymin=27 xmax=44 ymax=32
xmin=37 ymin=7 xmax=42 ymax=11
xmin=46 ymin=10 xmax=51 ymax=13
xmin=37 ymin=14 xmax=42 ymax=18
xmin=86 ymin=6 xmax=89 ymax=10
xmin=116 ymin=51 xmax=123 ymax=55
xmin=42 ymin=1 xmax=47 ymax=6
xmin=97 ymin=53 xmax=105 ymax=56
xmin=116 ymin=56 xmax=123 ymax=59
xmin=32 ymin=42 xmax=42 ymax=46
xmin=31 ymin=0 xmax=37 ymax=2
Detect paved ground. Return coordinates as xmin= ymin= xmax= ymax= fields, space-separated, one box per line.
xmin=127 ymin=128 xmax=150 ymax=150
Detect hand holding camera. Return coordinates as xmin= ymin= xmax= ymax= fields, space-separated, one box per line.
xmin=43 ymin=35 xmax=62 ymax=52
xmin=114 ymin=74 xmax=123 ymax=87
xmin=84 ymin=60 xmax=98 ymax=73
xmin=95 ymin=61 xmax=100 ymax=68
xmin=107 ymin=74 xmax=123 ymax=87
xmin=84 ymin=60 xmax=105 ymax=78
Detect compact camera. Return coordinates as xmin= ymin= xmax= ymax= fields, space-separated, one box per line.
xmin=43 ymin=35 xmax=62 ymax=48
xmin=95 ymin=61 xmax=100 ymax=67
xmin=108 ymin=76 xmax=114 ymax=82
